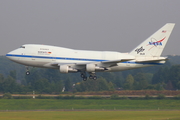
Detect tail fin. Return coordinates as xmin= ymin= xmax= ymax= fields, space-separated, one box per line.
xmin=129 ymin=23 xmax=175 ymax=57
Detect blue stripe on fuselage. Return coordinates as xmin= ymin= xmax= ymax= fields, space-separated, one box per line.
xmin=6 ymin=54 xmax=164 ymax=65
xmin=6 ymin=54 xmax=107 ymax=62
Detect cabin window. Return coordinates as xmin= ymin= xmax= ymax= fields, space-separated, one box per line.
xmin=20 ymin=46 xmax=25 ymax=48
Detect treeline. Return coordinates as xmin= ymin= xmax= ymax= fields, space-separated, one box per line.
xmin=0 ymin=55 xmax=180 ymax=93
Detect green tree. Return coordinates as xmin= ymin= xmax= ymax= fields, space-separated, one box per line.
xmin=0 ymin=74 xmax=5 ymax=92
xmin=9 ymin=70 xmax=16 ymax=80
xmin=98 ymin=77 xmax=110 ymax=91
xmin=108 ymin=82 xmax=115 ymax=91
xmin=34 ymin=78 xmax=50 ymax=93
xmin=168 ymin=65 xmax=180 ymax=89
xmin=75 ymin=77 xmax=112 ymax=92
xmin=2 ymin=76 xmax=17 ymax=93
xmin=177 ymin=81 xmax=180 ymax=90
xmin=166 ymin=80 xmax=174 ymax=90
xmin=53 ymin=80 xmax=63 ymax=93
xmin=123 ymin=74 xmax=134 ymax=90
xmin=152 ymin=67 xmax=169 ymax=84
xmin=64 ymin=78 xmax=72 ymax=92
xmin=25 ymin=68 xmax=42 ymax=90
xmin=134 ymin=73 xmax=148 ymax=90
xmin=155 ymin=83 xmax=165 ymax=90
xmin=144 ymin=73 xmax=153 ymax=84
xmin=113 ymin=72 xmax=125 ymax=88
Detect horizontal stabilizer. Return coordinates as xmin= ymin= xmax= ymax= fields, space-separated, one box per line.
xmin=136 ymin=57 xmax=168 ymax=63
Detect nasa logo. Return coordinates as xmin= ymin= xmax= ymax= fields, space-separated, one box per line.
xmin=148 ymin=37 xmax=166 ymax=46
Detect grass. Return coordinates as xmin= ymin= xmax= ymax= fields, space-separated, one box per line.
xmin=0 ymin=111 xmax=180 ymax=120
xmin=0 ymin=99 xmax=180 ymax=110
xmin=0 ymin=99 xmax=179 ymax=120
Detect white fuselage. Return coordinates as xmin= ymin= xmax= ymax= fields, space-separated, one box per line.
xmin=6 ymin=44 xmax=164 ymax=72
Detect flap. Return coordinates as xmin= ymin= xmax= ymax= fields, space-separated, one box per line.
xmin=101 ymin=58 xmax=134 ymax=64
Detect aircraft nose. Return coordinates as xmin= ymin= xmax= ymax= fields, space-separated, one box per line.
xmin=6 ymin=47 xmax=21 ymax=56
xmin=6 ymin=49 xmax=20 ymax=61
xmin=6 ymin=51 xmax=14 ymax=60
xmin=6 ymin=51 xmax=12 ymax=55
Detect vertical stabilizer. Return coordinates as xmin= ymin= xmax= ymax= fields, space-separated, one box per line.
xmin=129 ymin=23 xmax=175 ymax=57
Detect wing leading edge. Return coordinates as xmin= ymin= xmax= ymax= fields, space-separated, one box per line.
xmin=51 ymin=58 xmax=134 ymax=67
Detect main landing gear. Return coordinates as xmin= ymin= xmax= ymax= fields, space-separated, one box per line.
xmin=80 ymin=72 xmax=97 ymax=81
xmin=25 ymin=66 xmax=30 ymax=75
xmin=89 ymin=72 xmax=97 ymax=80
xmin=81 ymin=72 xmax=87 ymax=81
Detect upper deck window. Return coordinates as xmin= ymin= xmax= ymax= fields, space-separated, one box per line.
xmin=20 ymin=46 xmax=25 ymax=48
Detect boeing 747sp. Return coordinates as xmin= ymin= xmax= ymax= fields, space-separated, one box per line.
xmin=6 ymin=23 xmax=175 ymax=81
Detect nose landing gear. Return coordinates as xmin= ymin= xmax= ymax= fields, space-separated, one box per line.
xmin=25 ymin=66 xmax=30 ymax=75
xmin=26 ymin=71 xmax=30 ymax=75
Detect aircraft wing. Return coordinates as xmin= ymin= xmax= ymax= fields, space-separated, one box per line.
xmin=51 ymin=58 xmax=134 ymax=68
xmin=101 ymin=59 xmax=134 ymax=64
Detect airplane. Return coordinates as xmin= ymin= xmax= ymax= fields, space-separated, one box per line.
xmin=6 ymin=23 xmax=175 ymax=81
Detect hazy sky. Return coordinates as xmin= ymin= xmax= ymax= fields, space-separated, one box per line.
xmin=0 ymin=0 xmax=179 ymax=55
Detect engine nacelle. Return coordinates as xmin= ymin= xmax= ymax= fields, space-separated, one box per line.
xmin=59 ymin=65 xmax=78 ymax=73
xmin=59 ymin=65 xmax=69 ymax=73
xmin=86 ymin=64 xmax=95 ymax=72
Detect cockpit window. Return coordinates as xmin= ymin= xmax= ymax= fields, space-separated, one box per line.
xmin=20 ymin=46 xmax=25 ymax=48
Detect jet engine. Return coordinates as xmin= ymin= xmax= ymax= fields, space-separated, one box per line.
xmin=59 ymin=65 xmax=68 ymax=73
xmin=86 ymin=64 xmax=108 ymax=72
xmin=59 ymin=65 xmax=78 ymax=73
xmin=86 ymin=64 xmax=96 ymax=72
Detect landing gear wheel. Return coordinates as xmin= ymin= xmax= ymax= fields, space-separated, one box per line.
xmin=81 ymin=74 xmax=84 ymax=78
xmin=89 ymin=72 xmax=97 ymax=80
xmin=26 ymin=71 xmax=30 ymax=75
xmin=93 ymin=76 xmax=97 ymax=80
xmin=89 ymin=75 xmax=93 ymax=79
xmin=25 ymin=66 xmax=30 ymax=75
xmin=81 ymin=72 xmax=87 ymax=81
xmin=83 ymin=77 xmax=87 ymax=81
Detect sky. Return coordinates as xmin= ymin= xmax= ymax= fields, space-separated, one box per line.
xmin=0 ymin=0 xmax=180 ymax=55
